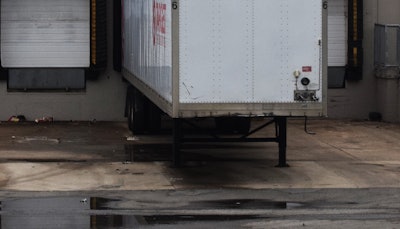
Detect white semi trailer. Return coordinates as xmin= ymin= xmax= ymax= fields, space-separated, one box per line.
xmin=118 ymin=0 xmax=328 ymax=167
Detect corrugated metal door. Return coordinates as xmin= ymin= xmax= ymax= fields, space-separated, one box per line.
xmin=328 ymin=0 xmax=348 ymax=67
xmin=1 ymin=0 xmax=90 ymax=68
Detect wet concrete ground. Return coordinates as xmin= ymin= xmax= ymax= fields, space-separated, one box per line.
xmin=0 ymin=119 xmax=399 ymax=228
xmin=0 ymin=188 xmax=399 ymax=228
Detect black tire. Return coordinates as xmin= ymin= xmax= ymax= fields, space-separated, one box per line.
xmin=215 ymin=117 xmax=251 ymax=135
xmin=127 ymin=87 xmax=146 ymax=134
xmin=126 ymin=86 xmax=134 ymax=131
xmin=146 ymin=101 xmax=162 ymax=133
xmin=127 ymin=97 xmax=134 ymax=131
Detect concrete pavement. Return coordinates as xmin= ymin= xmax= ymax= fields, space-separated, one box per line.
xmin=0 ymin=119 xmax=399 ymax=191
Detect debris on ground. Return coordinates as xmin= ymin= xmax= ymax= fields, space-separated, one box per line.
xmin=8 ymin=115 xmax=26 ymax=122
xmin=11 ymin=136 xmax=61 ymax=144
xmin=35 ymin=116 xmax=54 ymax=123
xmin=126 ymin=136 xmax=139 ymax=141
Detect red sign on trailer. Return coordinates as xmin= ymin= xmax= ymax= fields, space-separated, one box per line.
xmin=153 ymin=0 xmax=167 ymax=47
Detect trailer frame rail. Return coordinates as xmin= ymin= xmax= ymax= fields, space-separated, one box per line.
xmin=172 ymin=117 xmax=289 ymax=168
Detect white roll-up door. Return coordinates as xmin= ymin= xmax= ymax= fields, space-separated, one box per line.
xmin=1 ymin=0 xmax=90 ymax=68
xmin=328 ymin=0 xmax=348 ymax=67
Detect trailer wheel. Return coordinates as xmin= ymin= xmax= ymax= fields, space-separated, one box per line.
xmin=126 ymin=86 xmax=135 ymax=130
xmin=127 ymin=88 xmax=146 ymax=134
xmin=127 ymin=98 xmax=135 ymax=131
xmin=146 ymin=101 xmax=162 ymax=133
xmin=215 ymin=117 xmax=251 ymax=135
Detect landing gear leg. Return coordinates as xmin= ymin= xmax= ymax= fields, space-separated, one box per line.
xmin=276 ymin=117 xmax=289 ymax=167
xmin=172 ymin=118 xmax=182 ymax=167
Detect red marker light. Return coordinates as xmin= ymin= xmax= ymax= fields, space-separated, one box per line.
xmin=302 ymin=66 xmax=312 ymax=72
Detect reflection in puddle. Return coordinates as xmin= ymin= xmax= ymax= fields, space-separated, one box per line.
xmin=91 ymin=215 xmax=145 ymax=228
xmin=0 ymin=197 xmax=140 ymax=229
xmin=190 ymin=199 xmax=305 ymax=210
xmin=0 ymin=197 xmax=305 ymax=228
xmin=143 ymin=215 xmax=261 ymax=224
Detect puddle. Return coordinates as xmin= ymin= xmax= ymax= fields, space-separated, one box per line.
xmin=0 ymin=197 xmax=117 ymax=212
xmin=143 ymin=214 xmax=261 ymax=224
xmin=188 ymin=199 xmax=305 ymax=210
xmin=0 ymin=196 xmax=272 ymax=228
xmin=0 ymin=195 xmax=372 ymax=228
xmin=78 ymin=197 xmax=305 ymax=211
xmin=91 ymin=215 xmax=146 ymax=227
xmin=0 ymin=197 xmax=132 ymax=228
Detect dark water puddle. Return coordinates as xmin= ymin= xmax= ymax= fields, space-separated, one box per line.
xmin=0 ymin=196 xmax=276 ymax=228
xmin=0 ymin=196 xmax=310 ymax=228
xmin=143 ymin=214 xmax=262 ymax=224
xmin=189 ymin=199 xmax=306 ymax=210
xmin=0 ymin=197 xmax=136 ymax=228
xmin=92 ymin=197 xmax=305 ymax=211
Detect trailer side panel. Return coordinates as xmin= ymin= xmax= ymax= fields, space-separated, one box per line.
xmin=122 ymin=0 xmax=173 ymax=103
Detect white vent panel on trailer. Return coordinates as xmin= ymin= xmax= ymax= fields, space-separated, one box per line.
xmin=1 ymin=0 xmax=90 ymax=68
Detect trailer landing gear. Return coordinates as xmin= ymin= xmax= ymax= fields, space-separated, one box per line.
xmin=172 ymin=117 xmax=289 ymax=168
xmin=276 ymin=117 xmax=289 ymax=168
